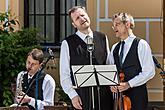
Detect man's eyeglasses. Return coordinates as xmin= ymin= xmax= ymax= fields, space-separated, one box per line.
xmin=112 ymin=22 xmax=123 ymax=30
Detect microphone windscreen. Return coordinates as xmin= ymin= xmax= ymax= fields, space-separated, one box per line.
xmin=86 ymin=36 xmax=94 ymax=52
xmin=87 ymin=37 xmax=93 ymax=45
xmin=48 ymin=48 xmax=55 ymax=59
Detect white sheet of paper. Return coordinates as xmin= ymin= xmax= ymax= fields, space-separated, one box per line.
xmin=72 ymin=65 xmax=118 ymax=88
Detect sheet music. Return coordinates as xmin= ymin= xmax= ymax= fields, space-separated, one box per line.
xmin=72 ymin=65 xmax=119 ymax=88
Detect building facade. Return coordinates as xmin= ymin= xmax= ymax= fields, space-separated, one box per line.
xmin=0 ymin=0 xmax=164 ymax=102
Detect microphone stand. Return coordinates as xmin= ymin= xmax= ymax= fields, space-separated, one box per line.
xmin=152 ymin=56 xmax=165 ymax=104
xmin=14 ymin=50 xmax=54 ymax=110
xmin=160 ymin=71 xmax=165 ymax=104
xmin=87 ymin=37 xmax=101 ymax=110
xmin=158 ymin=67 xmax=165 ymax=104
xmin=88 ymin=47 xmax=95 ymax=110
xmin=35 ymin=50 xmax=54 ymax=110
xmin=88 ymin=49 xmax=96 ymax=110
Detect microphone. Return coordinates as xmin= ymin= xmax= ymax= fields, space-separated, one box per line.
xmin=152 ymin=56 xmax=161 ymax=69
xmin=86 ymin=36 xmax=94 ymax=52
xmin=48 ymin=48 xmax=55 ymax=59
xmin=48 ymin=48 xmax=56 ymax=69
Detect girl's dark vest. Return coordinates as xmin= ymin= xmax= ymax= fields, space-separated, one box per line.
xmin=65 ymin=31 xmax=113 ymax=110
xmin=22 ymin=71 xmax=46 ymax=110
xmin=113 ymin=38 xmax=148 ymax=110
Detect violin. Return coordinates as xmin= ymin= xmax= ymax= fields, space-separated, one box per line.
xmin=113 ymin=71 xmax=131 ymax=110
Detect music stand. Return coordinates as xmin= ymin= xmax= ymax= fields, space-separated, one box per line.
xmin=72 ymin=64 xmax=119 ymax=109
xmin=72 ymin=65 xmax=119 ymax=88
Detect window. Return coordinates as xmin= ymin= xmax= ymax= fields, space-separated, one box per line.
xmin=24 ymin=0 xmax=86 ymax=47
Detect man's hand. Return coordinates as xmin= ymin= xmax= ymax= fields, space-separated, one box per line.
xmin=16 ymin=95 xmax=31 ymax=104
xmin=71 ymin=95 xmax=82 ymax=110
xmin=110 ymin=82 xmax=130 ymax=92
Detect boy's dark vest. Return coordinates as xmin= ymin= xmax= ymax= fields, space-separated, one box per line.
xmin=22 ymin=71 xmax=46 ymax=110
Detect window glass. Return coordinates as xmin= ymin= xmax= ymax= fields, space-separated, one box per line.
xmin=46 ymin=16 xmax=55 ymax=43
xmin=26 ymin=0 xmax=86 ymax=46
xmin=36 ymin=0 xmax=44 ymax=14
xmin=46 ymin=0 xmax=54 ymax=14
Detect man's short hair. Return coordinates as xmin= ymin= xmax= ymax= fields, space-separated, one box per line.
xmin=68 ymin=6 xmax=86 ymax=17
xmin=112 ymin=12 xmax=135 ymax=29
xmin=28 ymin=48 xmax=44 ymax=64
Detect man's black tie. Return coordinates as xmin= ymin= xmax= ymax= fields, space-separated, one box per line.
xmin=119 ymin=41 xmax=125 ymax=67
xmin=28 ymin=78 xmax=32 ymax=84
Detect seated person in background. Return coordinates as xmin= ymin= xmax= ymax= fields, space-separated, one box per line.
xmin=14 ymin=48 xmax=55 ymax=110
